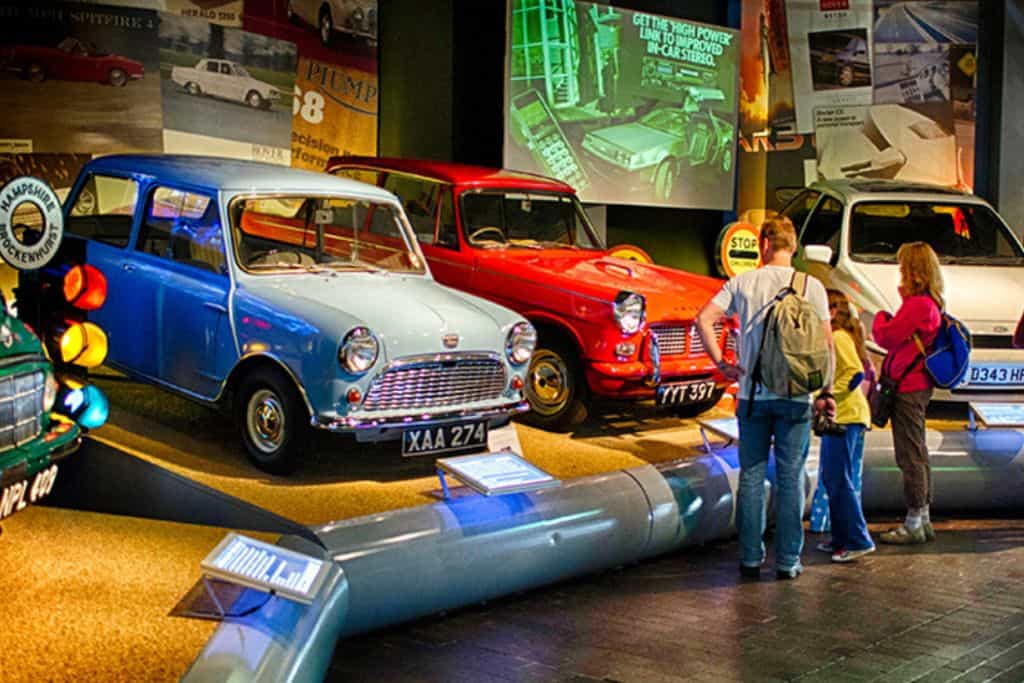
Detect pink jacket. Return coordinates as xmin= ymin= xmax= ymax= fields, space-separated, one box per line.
xmin=873 ymin=294 xmax=941 ymax=393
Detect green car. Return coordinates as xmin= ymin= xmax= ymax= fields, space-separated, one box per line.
xmin=0 ymin=300 xmax=81 ymax=522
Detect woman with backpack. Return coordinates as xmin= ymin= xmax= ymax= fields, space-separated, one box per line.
xmin=811 ymin=290 xmax=875 ymax=561
xmin=872 ymin=242 xmax=944 ymax=544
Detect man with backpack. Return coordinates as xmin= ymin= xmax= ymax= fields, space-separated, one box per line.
xmin=696 ymin=216 xmax=835 ymax=580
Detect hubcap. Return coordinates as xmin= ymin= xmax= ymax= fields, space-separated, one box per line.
xmin=249 ymin=93 xmax=260 ymax=107
xmin=527 ymin=353 xmax=570 ymax=416
xmin=247 ymin=389 xmax=285 ymax=454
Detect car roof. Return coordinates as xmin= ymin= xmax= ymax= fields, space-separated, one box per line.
xmin=328 ymin=156 xmax=578 ymax=193
xmin=809 ymin=178 xmax=987 ymax=205
xmin=82 ymin=154 xmax=395 ymax=199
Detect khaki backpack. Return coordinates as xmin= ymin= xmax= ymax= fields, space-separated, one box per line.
xmin=751 ymin=271 xmax=832 ymax=399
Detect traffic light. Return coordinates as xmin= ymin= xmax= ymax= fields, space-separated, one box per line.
xmin=15 ymin=261 xmax=110 ymax=430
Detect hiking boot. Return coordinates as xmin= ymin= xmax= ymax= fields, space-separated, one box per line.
xmin=923 ymin=521 xmax=935 ymax=542
xmin=831 ymin=546 xmax=876 ymax=563
xmin=879 ymin=525 xmax=927 ymax=545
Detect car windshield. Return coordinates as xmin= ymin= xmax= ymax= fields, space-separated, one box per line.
xmin=850 ymin=201 xmax=1024 ymax=265
xmin=461 ymin=191 xmax=604 ymax=250
xmin=640 ymin=109 xmax=685 ymax=135
xmin=230 ymin=195 xmax=426 ymax=274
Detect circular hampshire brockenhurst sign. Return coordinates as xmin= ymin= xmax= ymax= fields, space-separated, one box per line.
xmin=0 ymin=176 xmax=64 ymax=271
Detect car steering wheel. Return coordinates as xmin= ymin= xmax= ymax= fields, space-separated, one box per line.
xmin=248 ymin=249 xmax=309 ymax=266
xmin=468 ymin=226 xmax=506 ymax=243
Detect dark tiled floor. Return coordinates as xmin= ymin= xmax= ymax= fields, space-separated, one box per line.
xmin=330 ymin=519 xmax=1024 ymax=682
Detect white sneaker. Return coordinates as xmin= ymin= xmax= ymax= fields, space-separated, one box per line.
xmin=831 ymin=546 xmax=876 ymax=563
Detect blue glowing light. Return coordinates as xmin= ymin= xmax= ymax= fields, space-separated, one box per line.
xmin=64 ymin=385 xmax=109 ymax=430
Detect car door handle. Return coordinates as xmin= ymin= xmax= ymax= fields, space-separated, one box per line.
xmin=122 ymin=263 xmax=135 ymax=272
xmin=203 ymin=302 xmax=228 ymax=314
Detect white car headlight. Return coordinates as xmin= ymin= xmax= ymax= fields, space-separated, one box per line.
xmin=614 ymin=291 xmax=645 ymax=335
xmin=339 ymin=327 xmax=379 ymax=374
xmin=506 ymin=322 xmax=537 ymax=365
xmin=43 ymin=371 xmax=58 ymax=412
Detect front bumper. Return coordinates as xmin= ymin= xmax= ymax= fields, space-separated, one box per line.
xmin=581 ymin=149 xmax=655 ymax=192
xmin=587 ymin=357 xmax=726 ymax=400
xmin=312 ymin=400 xmax=530 ymax=442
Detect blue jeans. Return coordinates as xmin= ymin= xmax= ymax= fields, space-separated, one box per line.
xmin=736 ymin=399 xmax=812 ymax=571
xmin=820 ymin=424 xmax=874 ymax=551
xmin=809 ymin=438 xmax=864 ymax=533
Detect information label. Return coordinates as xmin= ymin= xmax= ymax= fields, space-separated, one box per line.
xmin=970 ymin=403 xmax=1024 ymax=429
xmin=437 ymin=452 xmax=560 ymax=496
xmin=699 ymin=417 xmax=740 ymax=442
xmin=201 ymin=533 xmax=329 ymax=605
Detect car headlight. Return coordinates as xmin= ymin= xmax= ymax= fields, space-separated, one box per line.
xmin=43 ymin=371 xmax=57 ymax=412
xmin=506 ymin=322 xmax=537 ymax=365
xmin=339 ymin=327 xmax=379 ymax=374
xmin=613 ymin=291 xmax=645 ymax=335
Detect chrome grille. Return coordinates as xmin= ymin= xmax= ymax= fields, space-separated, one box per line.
xmin=362 ymin=355 xmax=507 ymax=412
xmin=654 ymin=323 xmax=724 ymax=357
xmin=0 ymin=369 xmax=45 ymax=452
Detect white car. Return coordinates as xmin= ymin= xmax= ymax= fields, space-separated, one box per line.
xmin=785 ymin=179 xmax=1024 ymax=402
xmin=170 ymin=58 xmax=281 ymax=110
xmin=287 ymin=0 xmax=377 ymax=45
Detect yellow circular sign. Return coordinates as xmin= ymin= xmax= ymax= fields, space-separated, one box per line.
xmin=716 ymin=222 xmax=762 ymax=277
xmin=608 ymin=244 xmax=654 ymax=264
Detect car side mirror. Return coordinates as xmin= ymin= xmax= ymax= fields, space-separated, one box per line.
xmin=803 ymin=244 xmax=834 ymax=265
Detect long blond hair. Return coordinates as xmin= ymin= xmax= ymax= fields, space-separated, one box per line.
xmin=897 ymin=241 xmax=945 ymax=309
xmin=827 ymin=289 xmax=868 ymax=364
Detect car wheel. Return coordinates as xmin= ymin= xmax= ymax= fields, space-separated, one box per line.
xmin=319 ymin=5 xmax=334 ymax=45
xmin=24 ymin=62 xmax=45 ymax=83
xmin=720 ymin=147 xmax=732 ymax=174
xmin=838 ymin=64 xmax=854 ymax=87
xmin=236 ymin=367 xmax=310 ymax=474
xmin=108 ymin=67 xmax=127 ymax=87
xmin=523 ymin=342 xmax=588 ymax=431
xmin=653 ymin=159 xmax=677 ymax=202
xmin=186 ymin=81 xmax=201 ymax=96
xmin=246 ymin=90 xmax=264 ymax=109
xmin=671 ymin=387 xmax=726 ymax=419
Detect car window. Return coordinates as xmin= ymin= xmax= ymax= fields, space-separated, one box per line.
xmin=801 ymin=197 xmax=843 ymax=251
xmin=850 ymin=202 xmax=1024 ymax=264
xmin=780 ymin=189 xmax=821 ymax=233
xmin=220 ymin=63 xmax=231 ymax=75
xmin=461 ymin=192 xmax=603 ymax=249
xmin=383 ymin=174 xmax=441 ymax=243
xmin=205 ymin=61 xmax=218 ymax=73
xmin=334 ymin=168 xmax=381 ymax=186
xmin=137 ymin=186 xmax=226 ymax=275
xmin=66 ymin=174 xmax=139 ymax=247
xmin=436 ymin=188 xmax=458 ymax=249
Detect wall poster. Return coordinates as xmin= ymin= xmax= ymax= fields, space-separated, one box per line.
xmin=786 ymin=0 xmax=873 ymax=133
xmin=61 ymin=0 xmax=244 ymax=27
xmin=0 ymin=2 xmax=163 ymax=153
xmin=504 ymin=0 xmax=740 ymax=210
xmin=244 ymin=0 xmax=378 ymax=171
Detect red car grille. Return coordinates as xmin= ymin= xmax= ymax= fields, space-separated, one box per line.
xmin=362 ymin=355 xmax=508 ymax=413
xmin=653 ymin=323 xmax=731 ymax=357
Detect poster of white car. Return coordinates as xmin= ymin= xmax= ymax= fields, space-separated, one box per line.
xmin=171 ymin=57 xmax=281 ymax=109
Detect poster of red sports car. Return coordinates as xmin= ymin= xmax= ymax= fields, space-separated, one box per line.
xmin=0 ymin=2 xmax=162 ymax=152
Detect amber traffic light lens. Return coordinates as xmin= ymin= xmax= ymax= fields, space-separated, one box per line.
xmin=63 ymin=264 xmax=107 ymax=311
xmin=59 ymin=322 xmax=108 ymax=368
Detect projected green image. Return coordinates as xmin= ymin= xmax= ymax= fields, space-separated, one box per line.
xmin=505 ymin=0 xmax=739 ymax=210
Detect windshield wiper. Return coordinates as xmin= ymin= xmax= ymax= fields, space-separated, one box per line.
xmin=325 ymin=261 xmax=387 ymax=273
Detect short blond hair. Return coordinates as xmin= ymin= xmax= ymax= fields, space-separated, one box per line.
xmin=760 ymin=216 xmax=797 ymax=254
xmin=897 ymin=241 xmax=945 ymax=309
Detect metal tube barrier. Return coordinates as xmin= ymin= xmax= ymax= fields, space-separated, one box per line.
xmin=183 ymin=424 xmax=1023 ymax=682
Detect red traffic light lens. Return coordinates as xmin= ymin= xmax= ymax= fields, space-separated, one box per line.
xmin=63 ymin=264 xmax=107 ymax=311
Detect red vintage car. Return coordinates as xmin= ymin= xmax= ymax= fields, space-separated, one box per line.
xmin=327 ymin=157 xmax=735 ymax=429
xmin=2 ymin=37 xmax=144 ymax=86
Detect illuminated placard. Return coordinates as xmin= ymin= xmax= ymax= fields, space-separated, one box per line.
xmin=699 ymin=417 xmax=740 ymax=442
xmin=201 ymin=533 xmax=329 ymax=605
xmin=970 ymin=403 xmax=1024 ymax=429
xmin=437 ymin=452 xmax=560 ymax=496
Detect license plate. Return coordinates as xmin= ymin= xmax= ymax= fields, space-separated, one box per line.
xmin=0 ymin=464 xmax=58 ymax=521
xmin=657 ymin=380 xmax=717 ymax=406
xmin=402 ymin=421 xmax=488 ymax=457
xmin=967 ymin=364 xmax=1024 ymax=386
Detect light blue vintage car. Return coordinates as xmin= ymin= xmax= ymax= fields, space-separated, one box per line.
xmin=58 ymin=155 xmax=535 ymax=473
